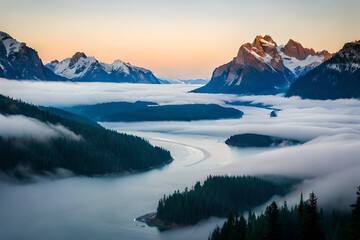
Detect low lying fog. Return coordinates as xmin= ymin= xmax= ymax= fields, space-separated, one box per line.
xmin=1 ymin=78 xmax=360 ymax=210
xmin=0 ymin=114 xmax=81 ymax=141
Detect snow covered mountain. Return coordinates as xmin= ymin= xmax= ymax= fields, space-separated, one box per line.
xmin=0 ymin=31 xmax=65 ymax=81
xmin=286 ymin=40 xmax=360 ymax=99
xmin=46 ymin=53 xmax=161 ymax=84
xmin=193 ymin=35 xmax=331 ymax=95
xmin=279 ymin=39 xmax=332 ymax=77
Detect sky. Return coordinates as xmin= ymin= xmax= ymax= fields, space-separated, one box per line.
xmin=0 ymin=0 xmax=359 ymax=80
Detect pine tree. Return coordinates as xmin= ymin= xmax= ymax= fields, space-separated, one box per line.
xmin=264 ymin=201 xmax=283 ymax=240
xmin=344 ymin=185 xmax=360 ymax=240
xmin=230 ymin=215 xmax=247 ymax=240
xmin=209 ymin=226 xmax=221 ymax=240
xmin=221 ymin=212 xmax=236 ymax=240
xmin=300 ymin=192 xmax=325 ymax=240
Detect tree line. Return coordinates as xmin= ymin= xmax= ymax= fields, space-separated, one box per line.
xmin=156 ymin=175 xmax=294 ymax=225
xmin=209 ymin=187 xmax=360 ymax=240
xmin=0 ymin=94 xmax=172 ymax=178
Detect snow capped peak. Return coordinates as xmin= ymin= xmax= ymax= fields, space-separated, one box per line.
xmin=101 ymin=59 xmax=130 ymax=74
xmin=253 ymin=35 xmax=277 ymax=49
xmin=281 ymin=39 xmax=316 ymax=60
xmin=70 ymin=52 xmax=87 ymax=65
xmin=332 ymin=40 xmax=360 ymax=73
xmin=45 ymin=53 xmax=159 ymax=83
xmin=0 ymin=31 xmax=12 ymax=40
xmin=278 ymin=38 xmax=332 ymax=77
xmin=263 ymin=35 xmax=277 ymax=46
xmin=235 ymin=35 xmax=285 ymax=73
xmin=0 ymin=31 xmax=24 ymax=57
xmin=338 ymin=40 xmax=360 ymax=61
xmin=46 ymin=52 xmax=100 ymax=79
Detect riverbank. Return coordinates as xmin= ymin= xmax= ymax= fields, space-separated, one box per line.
xmin=135 ymin=212 xmax=181 ymax=230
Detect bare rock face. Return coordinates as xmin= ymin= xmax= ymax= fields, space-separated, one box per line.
xmin=281 ymin=39 xmax=315 ymax=60
xmin=281 ymin=39 xmax=332 ymax=61
xmin=70 ymin=52 xmax=87 ymax=66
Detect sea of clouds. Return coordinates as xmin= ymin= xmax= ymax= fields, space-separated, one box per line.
xmin=1 ymin=78 xmax=360 ymax=208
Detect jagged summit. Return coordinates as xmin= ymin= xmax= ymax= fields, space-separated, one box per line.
xmin=286 ymin=40 xmax=360 ymax=99
xmin=337 ymin=40 xmax=360 ymax=61
xmin=281 ymin=39 xmax=332 ymax=61
xmin=282 ymin=39 xmax=316 ymax=60
xmin=0 ymin=31 xmax=12 ymax=39
xmin=71 ymin=52 xmax=87 ymax=64
xmin=193 ymin=35 xmax=331 ymax=95
xmin=0 ymin=30 xmax=65 ymax=80
xmin=46 ymin=52 xmax=161 ymax=83
xmin=235 ymin=35 xmax=285 ymax=73
xmin=0 ymin=31 xmax=162 ymax=83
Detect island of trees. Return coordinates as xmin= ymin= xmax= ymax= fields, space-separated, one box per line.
xmin=225 ymin=133 xmax=303 ymax=148
xmin=0 ymin=94 xmax=172 ymax=179
xmin=208 ymin=186 xmax=360 ymax=240
xmin=151 ymin=176 xmax=295 ymax=227
xmin=67 ymin=101 xmax=244 ymax=122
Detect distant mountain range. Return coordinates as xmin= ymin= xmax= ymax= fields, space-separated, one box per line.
xmin=46 ymin=52 xmax=161 ymax=83
xmin=0 ymin=31 xmax=161 ymax=83
xmin=1 ymin=31 xmax=359 ymax=99
xmin=193 ymin=35 xmax=332 ymax=95
xmin=286 ymin=40 xmax=360 ymax=99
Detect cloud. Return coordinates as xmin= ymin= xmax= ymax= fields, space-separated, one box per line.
xmin=1 ymin=78 xmax=360 ymax=208
xmin=0 ymin=114 xmax=81 ymax=141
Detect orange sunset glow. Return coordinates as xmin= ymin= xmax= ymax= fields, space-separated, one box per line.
xmin=1 ymin=0 xmax=359 ymax=79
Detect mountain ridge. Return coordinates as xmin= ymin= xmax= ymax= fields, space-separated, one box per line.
xmin=0 ymin=30 xmax=161 ymax=83
xmin=193 ymin=35 xmax=331 ymax=95
xmin=45 ymin=51 xmax=161 ymax=83
xmin=286 ymin=40 xmax=360 ymax=99
xmin=0 ymin=31 xmax=67 ymax=81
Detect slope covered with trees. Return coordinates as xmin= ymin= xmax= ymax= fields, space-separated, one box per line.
xmin=154 ymin=176 xmax=295 ymax=226
xmin=0 ymin=94 xmax=172 ymax=178
xmin=225 ymin=133 xmax=303 ymax=148
xmin=67 ymin=102 xmax=244 ymax=122
xmin=209 ymin=189 xmax=360 ymax=240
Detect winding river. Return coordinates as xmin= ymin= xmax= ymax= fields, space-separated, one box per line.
xmin=0 ymin=124 xmax=268 ymax=240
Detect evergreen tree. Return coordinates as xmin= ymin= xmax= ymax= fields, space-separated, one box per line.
xmin=209 ymin=226 xmax=221 ymax=240
xmin=300 ymin=192 xmax=325 ymax=240
xmin=155 ymin=175 xmax=294 ymax=225
xmin=231 ymin=215 xmax=247 ymax=240
xmin=264 ymin=201 xmax=283 ymax=240
xmin=344 ymin=186 xmax=360 ymax=240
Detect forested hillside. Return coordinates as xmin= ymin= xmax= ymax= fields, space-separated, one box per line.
xmin=208 ymin=187 xmax=360 ymax=240
xmin=0 ymin=94 xmax=172 ymax=178
xmin=154 ymin=176 xmax=295 ymax=226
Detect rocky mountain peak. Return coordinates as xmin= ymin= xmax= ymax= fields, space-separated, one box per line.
xmin=0 ymin=31 xmax=12 ymax=40
xmin=318 ymin=50 xmax=333 ymax=61
xmin=70 ymin=52 xmax=87 ymax=65
xmin=252 ymin=35 xmax=277 ymax=53
xmin=338 ymin=40 xmax=360 ymax=62
xmin=286 ymin=40 xmax=360 ymax=100
xmin=281 ymin=39 xmax=317 ymax=60
xmin=235 ymin=35 xmax=284 ymax=72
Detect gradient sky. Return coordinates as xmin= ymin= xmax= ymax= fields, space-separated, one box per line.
xmin=1 ymin=0 xmax=359 ymax=80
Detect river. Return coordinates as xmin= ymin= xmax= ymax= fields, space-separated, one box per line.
xmin=1 ymin=81 xmax=360 ymax=240
xmin=0 ymin=123 xmax=269 ymax=240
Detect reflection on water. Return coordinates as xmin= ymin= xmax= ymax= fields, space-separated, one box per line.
xmin=0 ymin=126 xmax=268 ymax=240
